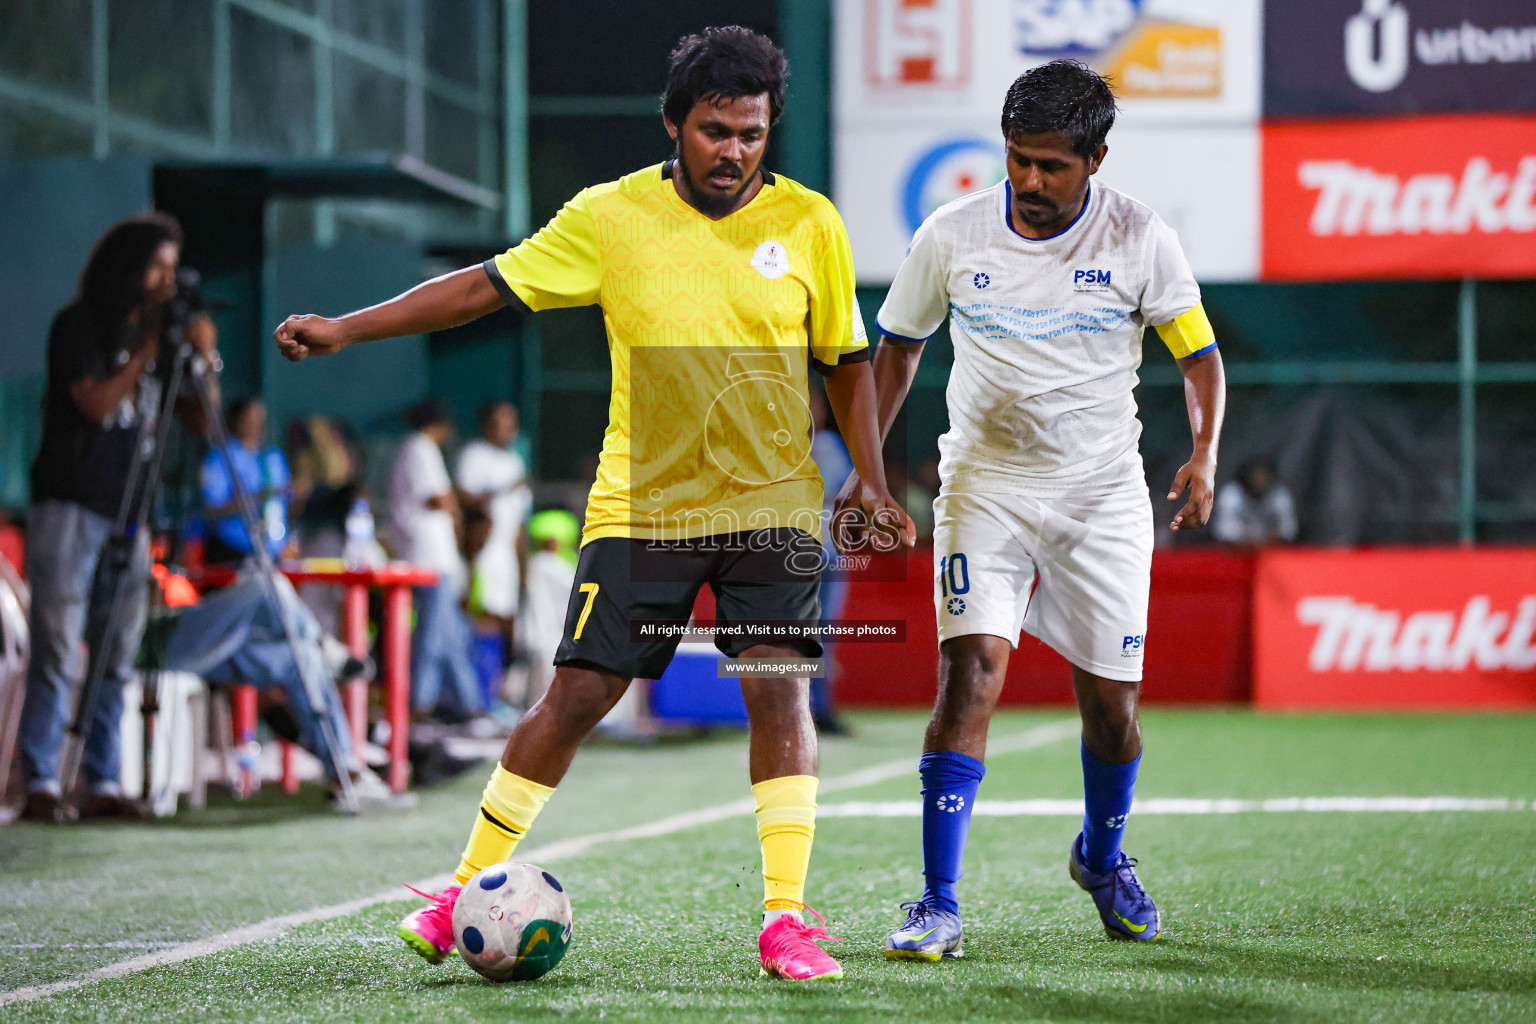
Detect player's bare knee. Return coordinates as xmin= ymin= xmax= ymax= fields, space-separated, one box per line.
xmin=739 ymin=676 xmax=810 ymax=720
xmin=1080 ymin=704 xmax=1140 ymax=762
xmin=934 ymin=650 xmax=1006 ymax=730
xmin=940 ymin=637 xmax=1007 ymax=684
xmin=541 ymin=670 xmax=626 ymax=734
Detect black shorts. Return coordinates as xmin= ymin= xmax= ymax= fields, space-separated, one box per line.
xmin=553 ymin=528 xmax=823 ymax=681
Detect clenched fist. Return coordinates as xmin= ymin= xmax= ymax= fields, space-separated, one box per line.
xmin=274 ymin=315 xmax=350 ymax=362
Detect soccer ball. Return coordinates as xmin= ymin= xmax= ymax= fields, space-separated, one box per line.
xmin=452 ymin=861 xmax=574 ymax=982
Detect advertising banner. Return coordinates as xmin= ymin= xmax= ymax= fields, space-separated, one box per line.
xmin=835 ymin=0 xmax=1264 ymax=282
xmin=1265 ymin=0 xmax=1536 ymax=118
xmin=1262 ymin=114 xmax=1536 ymax=280
xmin=837 ymin=122 xmax=1259 ymax=281
xmin=1253 ymin=548 xmax=1536 ymax=709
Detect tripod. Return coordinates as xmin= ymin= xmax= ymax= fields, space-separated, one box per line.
xmin=57 ymin=328 xmax=358 ymax=812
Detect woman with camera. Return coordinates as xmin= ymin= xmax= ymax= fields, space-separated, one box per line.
xmin=18 ymin=214 xmax=219 ymax=822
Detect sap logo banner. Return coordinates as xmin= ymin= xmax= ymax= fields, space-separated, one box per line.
xmin=1265 ymin=0 xmax=1536 ymax=117
xmin=1015 ymin=0 xmax=1221 ymax=99
xmin=1073 ymin=268 xmax=1113 ymax=291
xmin=1015 ymin=0 xmax=1142 ymax=56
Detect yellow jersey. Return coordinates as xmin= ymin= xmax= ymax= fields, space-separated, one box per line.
xmin=485 ymin=161 xmax=869 ymax=545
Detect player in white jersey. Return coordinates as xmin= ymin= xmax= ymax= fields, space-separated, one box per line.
xmin=839 ymin=61 xmax=1226 ymax=958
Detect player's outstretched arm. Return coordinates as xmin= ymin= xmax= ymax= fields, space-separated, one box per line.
xmin=831 ymin=336 xmax=924 ymax=536
xmin=274 ymin=265 xmax=518 ymax=362
xmin=824 ymin=354 xmax=916 ymax=553
xmin=1168 ymin=347 xmax=1226 ymax=530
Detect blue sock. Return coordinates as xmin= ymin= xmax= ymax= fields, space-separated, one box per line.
xmin=1080 ymin=743 xmax=1141 ymax=875
xmin=918 ymin=750 xmax=986 ymax=916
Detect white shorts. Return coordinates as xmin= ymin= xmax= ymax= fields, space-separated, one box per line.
xmin=932 ymin=487 xmax=1153 ymax=682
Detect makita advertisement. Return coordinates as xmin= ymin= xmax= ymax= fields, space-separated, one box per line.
xmin=1265 ymin=0 xmax=1536 ymax=117
xmin=1262 ymin=115 xmax=1536 ymax=280
xmin=1254 ymin=549 xmax=1536 ymax=709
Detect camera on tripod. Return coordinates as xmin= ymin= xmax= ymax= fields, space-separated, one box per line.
xmin=168 ymin=266 xmax=209 ymax=343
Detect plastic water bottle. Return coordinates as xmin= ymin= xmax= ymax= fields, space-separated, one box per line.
xmin=235 ymin=734 xmax=262 ymax=798
xmin=343 ymin=498 xmax=377 ymax=570
xmin=262 ymin=494 xmax=285 ymax=552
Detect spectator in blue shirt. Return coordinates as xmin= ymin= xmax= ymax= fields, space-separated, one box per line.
xmin=201 ymin=397 xmax=291 ymax=564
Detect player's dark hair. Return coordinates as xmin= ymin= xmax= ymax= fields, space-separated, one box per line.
xmin=1000 ymin=60 xmax=1117 ymax=159
xmin=661 ymin=26 xmax=788 ymax=128
xmin=77 ymin=212 xmax=183 ymax=331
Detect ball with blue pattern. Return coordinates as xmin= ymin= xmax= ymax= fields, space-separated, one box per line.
xmin=452 ymin=861 xmax=574 ymax=982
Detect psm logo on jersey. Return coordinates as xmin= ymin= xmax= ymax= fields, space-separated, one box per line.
xmin=973 ymin=272 xmax=990 ymax=289
xmin=1074 ymin=268 xmax=1112 ymax=292
xmin=1121 ymin=634 xmax=1144 ymax=656
xmin=947 ymin=597 xmax=967 ymax=615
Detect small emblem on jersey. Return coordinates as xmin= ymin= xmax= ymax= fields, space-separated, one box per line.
xmin=1121 ymin=634 xmax=1144 ymax=657
xmin=973 ymin=272 xmax=990 ymax=289
xmin=947 ymin=597 xmax=967 ymax=616
xmin=750 ymin=240 xmax=790 ymax=280
xmin=936 ymin=794 xmax=965 ymax=812
xmin=1105 ymin=814 xmax=1128 ymax=829
xmin=1074 ymin=268 xmax=1113 ymax=292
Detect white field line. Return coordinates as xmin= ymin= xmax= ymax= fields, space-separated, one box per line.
xmin=819 ymin=796 xmax=1531 ymax=818
xmin=0 ymin=718 xmax=1079 ymax=1007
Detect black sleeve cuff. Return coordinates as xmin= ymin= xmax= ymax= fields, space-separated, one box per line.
xmin=482 ymin=259 xmax=523 ymax=311
xmin=809 ymin=345 xmax=873 ymax=377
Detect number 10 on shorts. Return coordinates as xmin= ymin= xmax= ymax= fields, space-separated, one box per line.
xmin=939 ymin=553 xmax=969 ymax=596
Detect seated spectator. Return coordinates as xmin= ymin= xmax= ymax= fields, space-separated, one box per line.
xmin=389 ymin=399 xmax=482 ymax=723
xmin=201 ymin=397 xmax=291 ymax=565
xmin=1212 ymin=456 xmax=1298 ymax=545
xmin=164 ymin=571 xmax=398 ymax=810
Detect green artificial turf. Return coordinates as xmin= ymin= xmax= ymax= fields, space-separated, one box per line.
xmin=3 ymin=710 xmax=1534 ymax=1023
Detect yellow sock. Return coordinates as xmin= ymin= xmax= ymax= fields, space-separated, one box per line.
xmin=753 ymin=774 xmax=818 ymax=913
xmin=453 ymin=765 xmax=555 ymax=885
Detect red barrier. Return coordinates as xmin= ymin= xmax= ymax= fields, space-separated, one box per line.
xmin=1253 ymin=547 xmax=1536 ymax=709
xmin=833 ymin=548 xmax=1255 ymax=707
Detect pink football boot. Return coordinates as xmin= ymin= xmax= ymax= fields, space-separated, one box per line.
xmin=397 ymin=884 xmax=461 ymax=964
xmin=759 ymin=907 xmax=844 ymax=981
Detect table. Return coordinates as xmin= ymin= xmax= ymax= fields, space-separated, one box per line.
xmin=193 ymin=562 xmax=438 ymax=793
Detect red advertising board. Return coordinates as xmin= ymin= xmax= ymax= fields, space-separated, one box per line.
xmin=1254 ymin=548 xmax=1536 ymax=709
xmin=833 ymin=548 xmax=1255 ymax=707
xmin=1262 ymin=115 xmax=1536 ymax=281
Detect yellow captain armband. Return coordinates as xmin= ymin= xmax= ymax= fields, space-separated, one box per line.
xmin=1154 ymin=303 xmax=1217 ymax=360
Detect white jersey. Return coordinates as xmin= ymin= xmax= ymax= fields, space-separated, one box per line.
xmin=455 ymin=438 xmax=531 ymax=617
xmin=388 ymin=431 xmax=465 ymax=593
xmin=877 ymin=179 xmax=1202 ymax=497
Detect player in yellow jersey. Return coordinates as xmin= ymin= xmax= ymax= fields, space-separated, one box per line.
xmin=274 ymin=26 xmax=912 ymax=982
